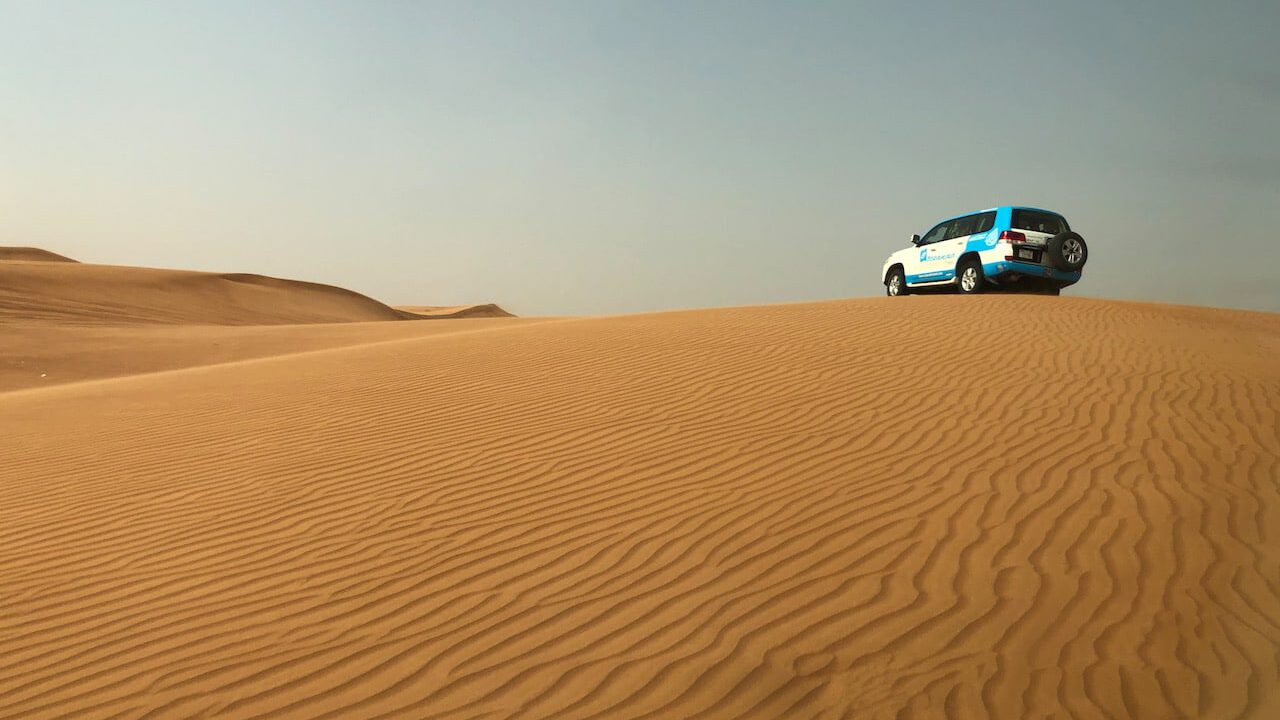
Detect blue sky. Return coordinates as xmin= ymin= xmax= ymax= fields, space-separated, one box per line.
xmin=3 ymin=0 xmax=1278 ymax=314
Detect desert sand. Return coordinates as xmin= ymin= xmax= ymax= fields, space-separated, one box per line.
xmin=2 ymin=252 xmax=1278 ymax=719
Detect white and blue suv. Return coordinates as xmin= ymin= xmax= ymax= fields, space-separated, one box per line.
xmin=881 ymin=206 xmax=1087 ymax=296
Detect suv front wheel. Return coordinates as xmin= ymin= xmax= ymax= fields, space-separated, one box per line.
xmin=886 ymin=267 xmax=908 ymax=297
xmin=957 ymin=259 xmax=986 ymax=294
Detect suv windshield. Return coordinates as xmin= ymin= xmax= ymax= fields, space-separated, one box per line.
xmin=1012 ymin=209 xmax=1068 ymax=235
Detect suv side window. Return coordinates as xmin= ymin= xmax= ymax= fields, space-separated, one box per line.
xmin=920 ymin=221 xmax=951 ymax=245
xmin=946 ymin=215 xmax=977 ymax=240
xmin=1012 ymin=210 xmax=1068 ymax=235
xmin=972 ymin=211 xmax=996 ymax=235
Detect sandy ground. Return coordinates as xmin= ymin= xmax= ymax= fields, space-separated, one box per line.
xmin=0 ymin=321 xmax=539 ymax=393
xmin=2 ymin=256 xmax=1279 ymax=719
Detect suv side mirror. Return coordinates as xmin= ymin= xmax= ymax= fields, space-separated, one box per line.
xmin=910 ymin=234 xmax=922 ymax=246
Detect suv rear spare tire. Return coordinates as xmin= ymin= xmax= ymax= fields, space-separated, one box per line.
xmin=1046 ymin=232 xmax=1088 ymax=272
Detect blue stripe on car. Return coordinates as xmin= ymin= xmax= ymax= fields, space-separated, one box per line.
xmin=983 ymin=261 xmax=1082 ymax=282
xmin=906 ymin=270 xmax=955 ymax=284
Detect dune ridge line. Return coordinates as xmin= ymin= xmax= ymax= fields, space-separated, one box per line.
xmin=0 ymin=252 xmax=511 ymax=326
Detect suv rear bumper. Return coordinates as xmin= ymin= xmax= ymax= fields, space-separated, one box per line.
xmin=984 ymin=259 xmax=1082 ymax=285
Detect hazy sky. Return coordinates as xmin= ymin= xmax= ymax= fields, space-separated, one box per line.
xmin=3 ymin=0 xmax=1278 ymax=315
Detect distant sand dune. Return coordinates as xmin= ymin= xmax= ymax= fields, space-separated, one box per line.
xmin=0 ymin=247 xmax=78 ymax=263
xmin=0 ymin=251 xmax=522 ymax=390
xmin=0 ymin=252 xmax=514 ymax=328
xmin=0 ymin=259 xmax=410 ymax=325
xmin=2 ymin=295 xmax=1278 ymax=719
xmin=398 ymin=304 xmax=516 ymax=319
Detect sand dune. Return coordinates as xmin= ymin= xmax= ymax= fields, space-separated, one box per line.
xmin=0 ymin=251 xmax=523 ymax=390
xmin=0 ymin=247 xmax=78 ymax=263
xmin=399 ymin=304 xmax=516 ymax=319
xmin=0 ymin=250 xmax=513 ymax=328
xmin=0 ymin=257 xmax=413 ymax=325
xmin=2 ymin=295 xmax=1278 ymax=719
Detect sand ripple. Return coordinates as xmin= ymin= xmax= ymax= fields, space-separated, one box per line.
xmin=2 ymin=296 xmax=1277 ymax=718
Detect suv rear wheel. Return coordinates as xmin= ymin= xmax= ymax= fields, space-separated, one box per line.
xmin=957 ymin=259 xmax=986 ymax=294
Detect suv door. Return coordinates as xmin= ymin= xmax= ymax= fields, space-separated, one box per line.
xmin=907 ymin=219 xmax=952 ymax=282
xmin=916 ymin=215 xmax=975 ymax=282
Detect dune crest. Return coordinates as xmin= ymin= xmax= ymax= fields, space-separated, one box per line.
xmin=0 ymin=247 xmax=78 ymax=263
xmin=0 ymin=260 xmax=405 ymax=325
xmin=0 ymin=255 xmax=509 ymax=326
xmin=2 ymin=295 xmax=1277 ymax=719
xmin=398 ymin=303 xmax=515 ymax=319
